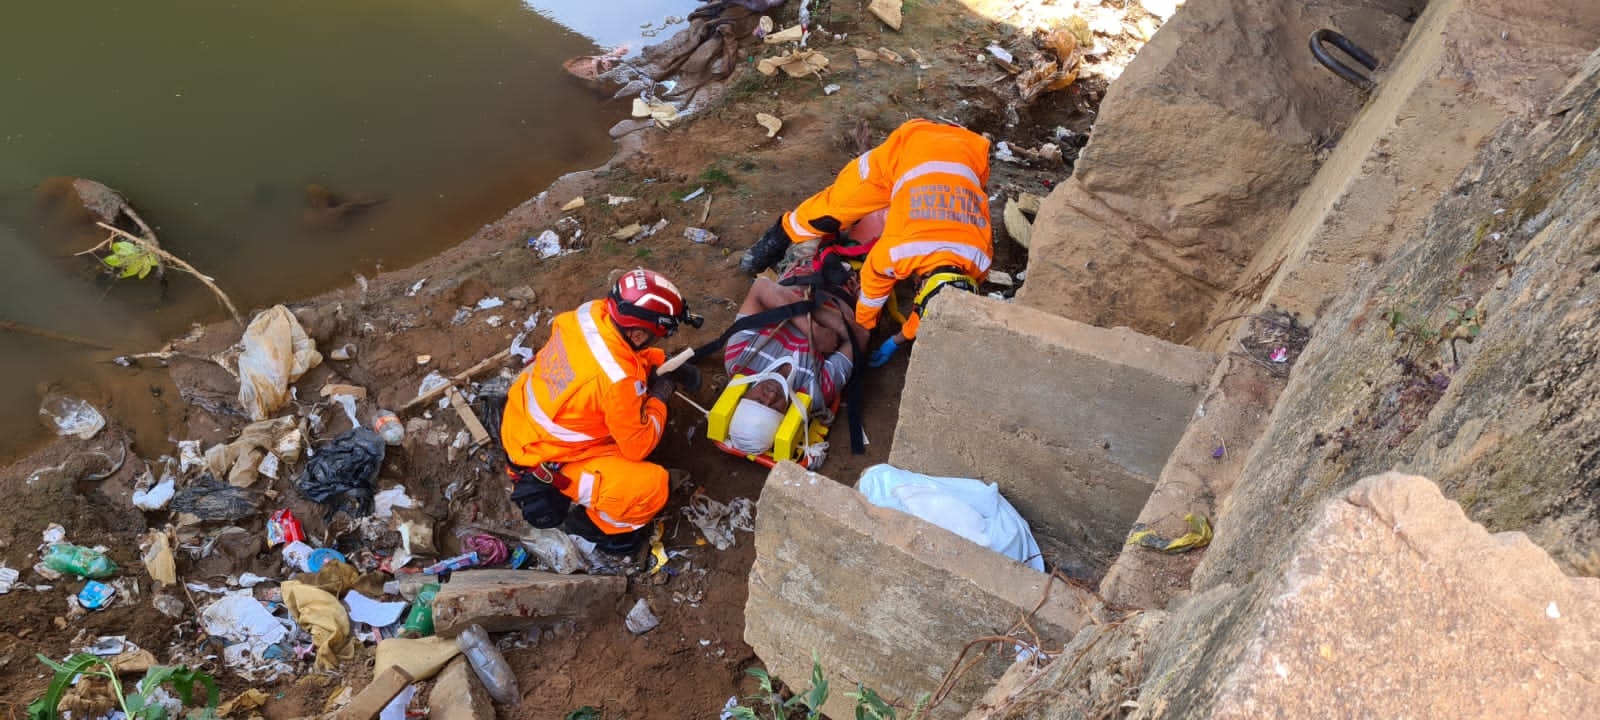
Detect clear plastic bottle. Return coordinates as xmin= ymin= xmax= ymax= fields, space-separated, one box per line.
xmin=372 ymin=410 xmax=404 ymax=445
xmin=457 ymin=624 xmax=520 ymax=705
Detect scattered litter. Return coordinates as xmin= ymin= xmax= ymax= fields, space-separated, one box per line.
xmin=1213 ymin=444 xmax=1227 ymax=459
xmin=457 ymin=624 xmax=520 ymax=705
xmin=0 ymin=566 xmax=18 ymax=595
xmin=296 ymin=428 xmax=385 ymax=519
xmin=986 ymin=44 xmax=1016 ymax=67
xmin=1127 ymin=513 xmax=1213 ymax=553
xmin=625 ymin=598 xmax=660 ymax=634
xmin=282 ymin=580 xmax=354 ymax=669
xmin=1004 ymin=193 xmax=1043 ymax=249
xmin=1270 ymin=347 xmax=1289 ymax=363
xmin=994 ymin=141 xmax=1022 ymax=164
xmin=407 ymin=279 xmax=427 ymax=297
xmin=476 ymin=297 xmax=504 ymax=310
xmin=330 ymin=343 xmax=358 ymax=361
xmin=202 ymin=590 xmax=290 ymax=665
xmin=308 ymin=548 xmax=347 ymax=573
xmin=757 ymin=49 xmax=829 ymax=77
xmin=520 ymin=528 xmax=590 ymax=575
xmin=631 ymin=96 xmax=680 ymax=128
xmin=763 ymin=24 xmax=804 ymax=44
xmin=877 ymin=47 xmax=903 ymax=63
xmin=868 ymin=0 xmax=902 ymax=30
xmin=681 ymin=493 xmax=755 ymax=551
xmin=423 ymin=551 xmax=479 ymax=575
xmin=641 ymin=218 xmax=670 ymax=239
xmin=755 ymin=112 xmax=783 ymax=137
xmin=683 ymin=227 xmax=719 ymax=245
xmin=345 ymin=590 xmax=407 ymax=627
xmin=179 ymin=440 xmax=204 ymax=473
xmin=142 ymin=530 xmax=177 ymax=585
xmin=78 ymin=580 xmax=116 ymax=610
xmin=373 ymin=486 xmax=416 ymax=519
xmin=823 ymin=83 xmax=841 ymax=95
xmin=37 ymin=394 xmax=105 ymax=440
xmin=282 ymin=541 xmax=316 ymax=572
xmin=528 ymin=230 xmax=563 ymax=259
xmin=680 ymin=187 xmax=706 ymax=203
xmin=612 ymin=223 xmax=644 ymax=241
xmin=416 ymin=355 xmax=432 ymax=366
xmin=238 ymin=573 xmax=270 ymax=588
xmin=561 ymin=196 xmax=585 ymax=211
xmin=42 ymin=543 xmax=118 ymax=579
xmin=461 ymin=533 xmax=509 ymax=566
xmin=237 ymin=305 xmax=323 ymax=421
xmin=170 ymin=474 xmax=264 ymax=524
xmin=133 ymin=473 xmax=176 ymax=511
xmin=989 ymin=270 xmax=1015 ymax=287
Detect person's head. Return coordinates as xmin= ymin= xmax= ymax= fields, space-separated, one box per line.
xmin=605 ymin=268 xmax=700 ymax=349
xmin=727 ymin=377 xmax=798 ymax=454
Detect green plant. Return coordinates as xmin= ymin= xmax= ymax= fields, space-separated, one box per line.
xmin=698 ymin=165 xmax=737 ymax=189
xmin=100 ymin=240 xmax=161 ymax=279
xmin=28 ymin=653 xmax=219 ymax=720
xmin=565 ymin=707 xmax=604 ymax=720
xmin=728 ymin=654 xmax=925 ymax=720
xmin=634 ymin=246 xmax=653 ymax=259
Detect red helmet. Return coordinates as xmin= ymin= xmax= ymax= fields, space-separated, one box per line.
xmin=606 ymin=268 xmax=692 ymax=338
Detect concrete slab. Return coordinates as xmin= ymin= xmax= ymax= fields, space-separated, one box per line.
xmin=430 ymin=569 xmax=624 ymax=637
xmin=430 ymin=657 xmax=494 ymax=720
xmin=891 ymin=292 xmax=1215 ymax=571
xmin=744 ymin=462 xmax=1096 ymax=720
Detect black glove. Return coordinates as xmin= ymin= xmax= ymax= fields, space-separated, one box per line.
xmin=647 ymin=373 xmax=676 ymax=402
xmin=665 ymin=364 xmax=703 ymax=393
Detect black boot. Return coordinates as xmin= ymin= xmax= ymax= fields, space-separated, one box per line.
xmin=739 ymin=219 xmax=794 ymax=274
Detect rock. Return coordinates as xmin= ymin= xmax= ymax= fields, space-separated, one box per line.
xmin=609 ymin=118 xmax=656 ymax=139
xmin=505 ymin=286 xmax=538 ymax=303
xmin=746 ymin=462 xmax=1096 ymax=720
xmin=429 ymin=570 xmax=625 ymax=637
xmin=431 ymin=657 xmax=494 ymax=720
xmin=868 ymin=0 xmax=902 ymax=31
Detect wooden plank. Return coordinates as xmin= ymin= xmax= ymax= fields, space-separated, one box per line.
xmin=400 ymin=348 xmax=513 ymax=413
xmin=448 ymin=386 xmax=490 ymax=445
xmin=333 ymin=666 xmax=415 ymax=720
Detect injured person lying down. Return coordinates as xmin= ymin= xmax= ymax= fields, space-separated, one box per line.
xmin=722 ymin=274 xmax=869 ymax=455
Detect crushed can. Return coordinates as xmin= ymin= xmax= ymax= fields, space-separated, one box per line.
xmin=267 ymin=509 xmax=305 ymax=547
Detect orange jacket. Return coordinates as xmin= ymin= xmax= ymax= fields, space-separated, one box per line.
xmin=502 ymin=300 xmax=668 ymax=469
xmin=780 ymin=119 xmax=992 ymax=339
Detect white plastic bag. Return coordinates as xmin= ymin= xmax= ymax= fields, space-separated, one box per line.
xmin=857 ymin=464 xmax=1045 ymax=572
xmin=237 ymin=305 xmax=323 ymax=421
xmin=38 ymin=394 xmax=105 ymax=440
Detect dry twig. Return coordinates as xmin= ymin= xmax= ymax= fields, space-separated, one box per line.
xmin=81 ymin=222 xmax=244 ymax=325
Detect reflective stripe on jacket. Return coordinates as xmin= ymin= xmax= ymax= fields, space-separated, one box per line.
xmin=502 ymin=300 xmax=667 ymax=469
xmin=778 ymin=119 xmax=993 ymax=338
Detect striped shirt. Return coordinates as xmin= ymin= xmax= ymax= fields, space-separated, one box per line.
xmin=723 ymin=316 xmax=852 ymax=413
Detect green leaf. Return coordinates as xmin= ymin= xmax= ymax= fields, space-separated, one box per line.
xmin=30 ymin=653 xmax=108 ymax=720
xmin=746 ymin=667 xmax=775 ymax=695
xmin=726 ymin=709 xmax=760 ymax=720
xmin=565 ymin=707 xmax=603 ymax=720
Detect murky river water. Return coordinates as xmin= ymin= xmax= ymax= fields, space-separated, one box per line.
xmin=0 ymin=0 xmax=700 ymax=458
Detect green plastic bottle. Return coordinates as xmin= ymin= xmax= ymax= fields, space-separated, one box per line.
xmin=41 ymin=544 xmax=117 ymax=579
xmin=400 ymin=582 xmax=441 ymax=637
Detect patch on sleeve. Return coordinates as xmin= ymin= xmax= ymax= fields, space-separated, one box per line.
xmin=634 ymin=380 xmax=647 ymax=396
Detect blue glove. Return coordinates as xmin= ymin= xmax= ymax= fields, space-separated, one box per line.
xmin=868 ymin=337 xmax=903 ymax=368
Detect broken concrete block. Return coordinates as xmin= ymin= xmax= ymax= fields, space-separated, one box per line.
xmin=745 ymin=462 xmax=1096 ymax=720
xmin=430 ymin=569 xmax=624 ymax=637
xmin=892 ymin=291 xmax=1215 ymax=573
xmin=430 ymin=657 xmax=493 ymax=720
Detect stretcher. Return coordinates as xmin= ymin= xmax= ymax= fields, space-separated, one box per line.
xmin=704 ymin=374 xmax=834 ymax=469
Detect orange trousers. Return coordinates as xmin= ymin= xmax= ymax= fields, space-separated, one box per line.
xmin=556 ymin=453 xmax=668 ymax=535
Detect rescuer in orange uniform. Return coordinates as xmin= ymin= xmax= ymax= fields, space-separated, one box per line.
xmin=738 ymin=118 xmax=993 ymax=367
xmin=500 ymin=268 xmax=702 ymax=555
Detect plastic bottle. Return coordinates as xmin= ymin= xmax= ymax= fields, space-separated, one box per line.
xmin=400 ymin=582 xmax=440 ymax=637
xmin=423 ymin=551 xmax=479 ymax=575
xmin=457 ymin=623 xmax=520 ymax=705
xmin=373 ymin=410 xmax=404 ymax=445
xmin=42 ymin=544 xmax=117 ymax=579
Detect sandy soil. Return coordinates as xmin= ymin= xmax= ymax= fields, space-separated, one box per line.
xmin=0 ymin=1 xmax=1159 ymax=717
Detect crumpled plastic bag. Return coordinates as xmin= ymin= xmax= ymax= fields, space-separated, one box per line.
xmin=756 ymin=49 xmax=829 ymax=78
xmin=170 ymin=474 xmax=265 ymax=524
xmin=296 ymin=428 xmax=384 ymax=519
xmin=238 ymin=305 xmax=323 ymax=421
xmin=38 ymin=394 xmax=106 ymax=440
xmin=856 ymin=463 xmax=1045 ymax=572
xmin=282 ymin=580 xmax=352 ymax=670
xmin=205 ymin=417 xmax=298 ymax=487
xmin=681 ymin=492 xmax=755 ymax=551
xmin=519 ymin=528 xmax=589 ymax=575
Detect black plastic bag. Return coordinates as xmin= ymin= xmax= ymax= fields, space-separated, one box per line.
xmin=170 ymin=474 xmax=264 ymax=523
xmin=296 ymin=427 xmax=384 ymax=519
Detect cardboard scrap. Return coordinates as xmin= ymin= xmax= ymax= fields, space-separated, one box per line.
xmin=1004 ymin=193 xmax=1043 ymax=249
xmin=755 ymin=113 xmax=783 ymax=138
xmin=561 ymin=196 xmax=584 ymax=211
xmin=764 ymin=24 xmax=804 ymax=44
xmin=757 ymin=49 xmax=829 ymax=78
xmin=631 ymin=97 xmax=680 ymax=128
xmin=869 ymin=0 xmax=903 ymax=31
